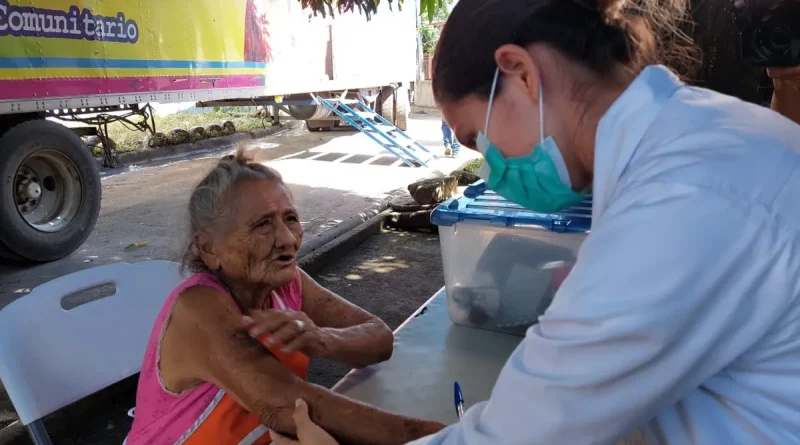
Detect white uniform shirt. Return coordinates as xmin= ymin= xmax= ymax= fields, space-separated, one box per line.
xmin=409 ymin=65 xmax=800 ymax=445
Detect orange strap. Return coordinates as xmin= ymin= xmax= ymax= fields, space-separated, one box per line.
xmin=257 ymin=332 xmax=310 ymax=380
xmin=181 ymin=393 xmax=272 ymax=445
xmin=181 ymin=333 xmax=310 ymax=444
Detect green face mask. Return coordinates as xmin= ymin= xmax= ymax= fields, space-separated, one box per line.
xmin=476 ymin=69 xmax=587 ymax=213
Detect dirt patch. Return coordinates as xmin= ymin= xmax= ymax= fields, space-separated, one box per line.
xmin=461 ymin=158 xmax=483 ymax=173
xmin=84 ymin=107 xmax=275 ymax=154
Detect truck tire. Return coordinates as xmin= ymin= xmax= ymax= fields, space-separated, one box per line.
xmin=0 ymin=120 xmax=102 ymax=262
xmin=379 ymin=85 xmax=411 ymax=131
xmin=306 ymin=120 xmax=335 ymax=132
xmin=0 ymin=239 xmax=24 ymax=261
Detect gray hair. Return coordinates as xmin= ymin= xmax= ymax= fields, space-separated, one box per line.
xmin=182 ymin=149 xmax=284 ymax=274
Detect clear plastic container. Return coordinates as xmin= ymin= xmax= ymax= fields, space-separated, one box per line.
xmin=431 ymin=181 xmax=591 ymax=336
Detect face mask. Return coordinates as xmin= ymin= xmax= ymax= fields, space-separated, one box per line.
xmin=476 ymin=69 xmax=586 ymax=213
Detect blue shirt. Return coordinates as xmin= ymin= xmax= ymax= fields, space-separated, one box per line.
xmin=409 ymin=66 xmax=800 ymax=444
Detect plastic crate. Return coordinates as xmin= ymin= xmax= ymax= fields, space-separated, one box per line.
xmin=430 ymin=181 xmax=592 ymax=336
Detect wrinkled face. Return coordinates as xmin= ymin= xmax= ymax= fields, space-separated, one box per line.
xmin=202 ymin=178 xmax=302 ymax=288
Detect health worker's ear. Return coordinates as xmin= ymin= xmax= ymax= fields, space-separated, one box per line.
xmin=494 ymin=44 xmax=542 ymax=103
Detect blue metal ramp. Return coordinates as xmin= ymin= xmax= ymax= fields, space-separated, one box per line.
xmin=312 ymin=95 xmax=436 ymax=167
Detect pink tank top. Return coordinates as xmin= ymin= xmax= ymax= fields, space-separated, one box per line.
xmin=126 ymin=271 xmax=304 ymax=445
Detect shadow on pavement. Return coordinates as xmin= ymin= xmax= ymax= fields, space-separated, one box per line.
xmin=99 ymin=127 xmax=351 ymax=179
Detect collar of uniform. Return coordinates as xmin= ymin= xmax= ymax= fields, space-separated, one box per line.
xmin=590 ymin=65 xmax=683 ymax=222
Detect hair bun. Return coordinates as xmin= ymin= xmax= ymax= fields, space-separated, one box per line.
xmin=219 ymin=149 xmax=256 ymax=165
xmin=595 ymin=0 xmax=626 ymax=22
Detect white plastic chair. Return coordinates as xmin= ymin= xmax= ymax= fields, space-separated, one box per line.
xmin=0 ymin=260 xmax=184 ymax=444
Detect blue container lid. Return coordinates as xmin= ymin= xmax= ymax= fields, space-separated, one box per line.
xmin=430 ymin=180 xmax=592 ymax=233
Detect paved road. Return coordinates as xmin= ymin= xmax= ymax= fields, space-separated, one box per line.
xmin=0 ymin=113 xmax=475 ymax=440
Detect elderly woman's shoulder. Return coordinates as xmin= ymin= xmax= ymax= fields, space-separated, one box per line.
xmin=172 ymin=284 xmax=239 ymax=327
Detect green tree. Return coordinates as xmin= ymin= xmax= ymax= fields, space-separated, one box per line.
xmin=298 ymin=0 xmax=449 ymax=22
xmin=429 ymin=0 xmax=454 ymax=22
xmin=419 ymin=22 xmax=439 ymax=54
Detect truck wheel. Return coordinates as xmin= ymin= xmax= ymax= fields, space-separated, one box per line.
xmin=0 ymin=120 xmax=101 ymax=262
xmin=0 ymin=240 xmax=24 ymax=261
xmin=379 ymin=85 xmax=411 ymax=131
xmin=306 ymin=120 xmax=334 ymax=132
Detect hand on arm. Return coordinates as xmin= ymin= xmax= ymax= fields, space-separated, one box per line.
xmin=768 ymin=66 xmax=800 ymax=125
xmin=170 ymin=287 xmax=443 ymax=445
xmin=272 ymin=399 xmax=340 ymax=445
xmin=247 ymin=268 xmax=394 ymax=368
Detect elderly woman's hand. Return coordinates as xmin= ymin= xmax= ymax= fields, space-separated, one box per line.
xmin=767 ymin=66 xmax=800 ymax=81
xmin=271 ymin=399 xmax=340 ymax=445
xmin=244 ymin=309 xmax=329 ymax=356
xmin=768 ymin=66 xmax=800 ymax=125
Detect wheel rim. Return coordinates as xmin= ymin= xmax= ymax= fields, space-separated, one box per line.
xmin=14 ymin=150 xmax=83 ymax=233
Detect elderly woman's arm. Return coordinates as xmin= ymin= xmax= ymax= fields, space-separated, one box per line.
xmin=299 ymin=269 xmax=394 ymax=367
xmin=246 ymin=269 xmax=394 ymax=369
xmin=768 ymin=66 xmax=800 ymax=125
xmin=167 ymin=286 xmax=444 ymax=445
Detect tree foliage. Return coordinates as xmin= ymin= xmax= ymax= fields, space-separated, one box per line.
xmin=419 ymin=23 xmax=439 ymax=53
xmin=422 ymin=0 xmax=450 ymax=22
xmin=298 ymin=0 xmax=447 ymax=22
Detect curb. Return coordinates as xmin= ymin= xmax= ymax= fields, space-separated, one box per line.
xmin=297 ymin=199 xmax=392 ymax=261
xmin=411 ymin=105 xmax=441 ymax=116
xmin=297 ymin=169 xmax=445 ymax=274
xmin=298 ymin=210 xmax=387 ymax=276
xmin=98 ymin=120 xmax=302 ymax=167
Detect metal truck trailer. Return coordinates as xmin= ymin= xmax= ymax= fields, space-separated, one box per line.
xmin=0 ymin=0 xmax=417 ymax=262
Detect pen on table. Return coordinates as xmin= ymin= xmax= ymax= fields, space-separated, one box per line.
xmin=454 ymin=381 xmax=465 ymax=419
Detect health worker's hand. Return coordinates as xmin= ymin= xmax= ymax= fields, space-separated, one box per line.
xmin=767 ymin=66 xmax=800 ymax=125
xmin=243 ymin=309 xmax=329 ymax=357
xmin=271 ymin=399 xmax=340 ymax=445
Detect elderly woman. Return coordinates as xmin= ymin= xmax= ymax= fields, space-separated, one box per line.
xmin=125 ymin=151 xmax=443 ymax=445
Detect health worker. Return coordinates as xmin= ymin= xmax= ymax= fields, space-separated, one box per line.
xmin=272 ymin=0 xmax=800 ymax=444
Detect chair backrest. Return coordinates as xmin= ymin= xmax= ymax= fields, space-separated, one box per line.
xmin=0 ymin=260 xmax=184 ymax=425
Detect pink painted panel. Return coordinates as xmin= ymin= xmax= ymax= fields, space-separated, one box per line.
xmin=0 ymin=75 xmax=266 ymax=101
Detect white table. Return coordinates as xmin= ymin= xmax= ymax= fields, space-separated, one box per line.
xmin=333 ymin=287 xmax=523 ymax=425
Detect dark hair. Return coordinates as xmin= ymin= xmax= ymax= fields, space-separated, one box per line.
xmin=181 ymin=149 xmax=285 ymax=274
xmin=689 ymin=0 xmax=772 ymax=105
xmin=432 ymin=0 xmax=698 ymax=103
